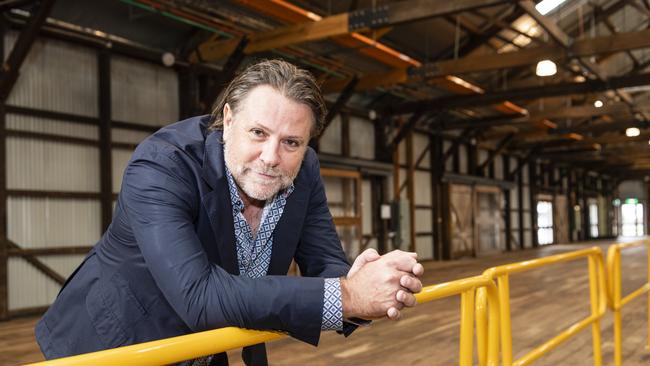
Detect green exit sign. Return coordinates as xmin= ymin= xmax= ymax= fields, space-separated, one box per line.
xmin=625 ymin=198 xmax=639 ymax=204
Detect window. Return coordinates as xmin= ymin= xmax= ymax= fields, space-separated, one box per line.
xmin=589 ymin=203 xmax=599 ymax=238
xmin=537 ymin=201 xmax=553 ymax=245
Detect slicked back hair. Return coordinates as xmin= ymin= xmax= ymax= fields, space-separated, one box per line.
xmin=209 ymin=59 xmax=327 ymax=138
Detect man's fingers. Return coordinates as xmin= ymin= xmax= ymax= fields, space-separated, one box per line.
xmin=387 ymin=253 xmax=417 ymax=273
xmin=397 ymin=290 xmax=417 ymax=307
xmin=362 ymin=248 xmax=380 ymax=260
xmin=387 ymin=307 xmax=401 ymax=320
xmin=412 ymin=263 xmax=424 ymax=277
xmin=347 ymin=248 xmax=380 ymax=278
xmin=400 ymin=274 xmax=423 ymax=293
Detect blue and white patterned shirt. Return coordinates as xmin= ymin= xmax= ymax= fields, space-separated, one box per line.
xmin=225 ymin=167 xmax=342 ymax=331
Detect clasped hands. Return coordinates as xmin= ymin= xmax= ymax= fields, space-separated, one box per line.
xmin=341 ymin=249 xmax=424 ymax=321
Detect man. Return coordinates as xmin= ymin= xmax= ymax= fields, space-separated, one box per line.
xmin=35 ymin=59 xmax=423 ymax=365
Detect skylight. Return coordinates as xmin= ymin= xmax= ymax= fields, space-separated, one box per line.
xmin=535 ymin=0 xmax=567 ymax=15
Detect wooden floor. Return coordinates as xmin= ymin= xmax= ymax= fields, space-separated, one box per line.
xmin=2 ymin=239 xmax=649 ymax=365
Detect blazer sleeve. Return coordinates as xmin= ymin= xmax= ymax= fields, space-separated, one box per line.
xmin=294 ymin=151 xmax=351 ymax=278
xmin=121 ymin=148 xmax=325 ymax=345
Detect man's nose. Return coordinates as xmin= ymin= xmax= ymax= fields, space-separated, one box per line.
xmin=260 ymin=140 xmax=281 ymax=167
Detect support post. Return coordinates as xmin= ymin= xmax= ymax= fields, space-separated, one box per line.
xmin=406 ymin=127 xmax=415 ymax=252
xmin=529 ymin=161 xmax=538 ymax=247
xmin=504 ymin=155 xmax=512 ymax=251
xmin=98 ymin=50 xmax=113 ymax=232
xmin=430 ymin=134 xmax=442 ymax=260
xmin=0 ymin=19 xmax=8 ymax=320
xmin=517 ymin=157 xmax=525 ymax=249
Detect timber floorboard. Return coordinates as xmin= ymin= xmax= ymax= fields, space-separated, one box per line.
xmin=1 ymin=239 xmax=649 ymax=365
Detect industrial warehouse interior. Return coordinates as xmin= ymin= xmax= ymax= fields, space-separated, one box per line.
xmin=1 ymin=0 xmax=650 ymax=365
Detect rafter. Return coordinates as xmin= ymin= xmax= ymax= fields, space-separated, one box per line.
xmin=322 ymin=27 xmax=650 ymax=95
xmin=191 ymin=0 xmax=509 ymax=62
xmin=441 ymin=102 xmax=643 ymax=130
xmin=387 ymin=72 xmax=650 ymax=115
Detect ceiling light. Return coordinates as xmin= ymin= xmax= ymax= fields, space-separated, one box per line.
xmin=536 ymin=60 xmax=557 ymax=77
xmin=574 ymin=75 xmax=586 ymax=82
xmin=536 ymin=0 xmax=567 ymax=15
xmin=161 ymin=52 xmax=175 ymax=67
xmin=626 ymin=127 xmax=640 ymax=137
xmin=594 ymin=100 xmax=603 ymax=108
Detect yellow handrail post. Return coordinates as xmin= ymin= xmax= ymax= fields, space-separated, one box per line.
xmin=610 ymin=247 xmax=623 ymax=366
xmin=484 ymin=247 xmax=606 ymax=366
xmin=497 ymin=274 xmax=513 ymax=366
xmin=587 ymin=255 xmax=603 ymax=366
xmin=485 ymin=281 xmax=501 ymax=366
xmin=475 ymin=287 xmax=488 ymax=366
xmin=606 ymin=239 xmax=650 ymax=366
xmin=459 ymin=289 xmax=476 ymax=366
xmin=647 ymin=242 xmax=650 ymax=351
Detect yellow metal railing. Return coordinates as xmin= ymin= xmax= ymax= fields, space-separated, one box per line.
xmin=416 ymin=274 xmax=500 ymax=366
xmin=26 ymin=327 xmax=284 ymax=366
xmin=606 ymin=239 xmax=650 ymax=366
xmin=27 ymin=276 xmax=500 ymax=366
xmin=481 ymin=247 xmax=607 ymax=366
xmin=28 ymin=242 xmax=650 ymax=366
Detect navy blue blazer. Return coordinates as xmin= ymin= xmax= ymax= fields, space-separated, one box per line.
xmin=35 ymin=115 xmax=351 ymax=365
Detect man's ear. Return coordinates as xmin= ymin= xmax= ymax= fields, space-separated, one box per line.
xmin=223 ymin=103 xmax=233 ymax=129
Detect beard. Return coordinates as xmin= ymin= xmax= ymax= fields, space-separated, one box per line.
xmin=223 ymin=142 xmax=300 ymax=201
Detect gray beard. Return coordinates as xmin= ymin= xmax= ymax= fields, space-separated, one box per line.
xmin=223 ymin=142 xmax=299 ymax=201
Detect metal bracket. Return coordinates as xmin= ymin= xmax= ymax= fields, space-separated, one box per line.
xmin=348 ymin=5 xmax=390 ymax=31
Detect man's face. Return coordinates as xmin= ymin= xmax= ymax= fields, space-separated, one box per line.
xmin=222 ymin=85 xmax=312 ymax=201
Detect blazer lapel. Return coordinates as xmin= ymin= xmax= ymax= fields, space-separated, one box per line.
xmin=201 ymin=129 xmax=239 ymax=275
xmin=267 ymin=174 xmax=310 ymax=275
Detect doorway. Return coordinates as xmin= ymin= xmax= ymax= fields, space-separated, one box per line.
xmin=588 ymin=200 xmax=599 ymax=238
xmin=475 ymin=186 xmax=503 ymax=254
xmin=620 ymin=201 xmax=644 ymax=237
xmin=536 ymin=200 xmax=554 ymax=245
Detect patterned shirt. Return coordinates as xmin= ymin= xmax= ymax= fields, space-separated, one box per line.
xmin=225 ymin=167 xmax=342 ymax=331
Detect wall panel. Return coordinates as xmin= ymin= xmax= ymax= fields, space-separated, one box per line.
xmin=414 ymin=171 xmax=431 ymax=205
xmin=7 ymin=138 xmax=99 ymax=192
xmin=415 ymin=236 xmax=433 ymax=260
xmin=7 ymin=114 xmax=97 ymax=140
xmin=5 ymin=31 xmax=98 ymax=117
xmin=111 ymin=55 xmax=178 ymax=125
xmin=8 ymin=255 xmax=85 ymax=310
xmin=349 ymin=117 xmax=374 ymax=159
xmin=413 ymin=133 xmax=430 ymax=168
xmin=319 ymin=115 xmax=341 ymax=154
xmin=112 ymin=128 xmax=151 ymax=145
xmin=112 ymin=149 xmax=135 ymax=193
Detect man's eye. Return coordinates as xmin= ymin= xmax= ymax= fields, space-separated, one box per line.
xmin=251 ymin=129 xmax=265 ymax=137
xmin=285 ymin=140 xmax=299 ymax=148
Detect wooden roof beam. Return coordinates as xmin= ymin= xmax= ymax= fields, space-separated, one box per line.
xmin=191 ymin=0 xmax=509 ymax=62
xmin=322 ymin=28 xmax=650 ymax=94
xmin=440 ymin=102 xmax=642 ymax=130
xmin=387 ymin=72 xmax=650 ymax=115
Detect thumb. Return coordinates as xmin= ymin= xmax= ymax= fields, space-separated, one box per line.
xmin=347 ymin=248 xmax=380 ymax=278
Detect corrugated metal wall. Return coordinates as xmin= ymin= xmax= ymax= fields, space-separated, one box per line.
xmin=4 ymin=31 xmax=178 ymax=312
xmin=111 ymin=55 xmax=179 ymax=194
xmin=4 ymin=31 xmax=101 ymax=310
